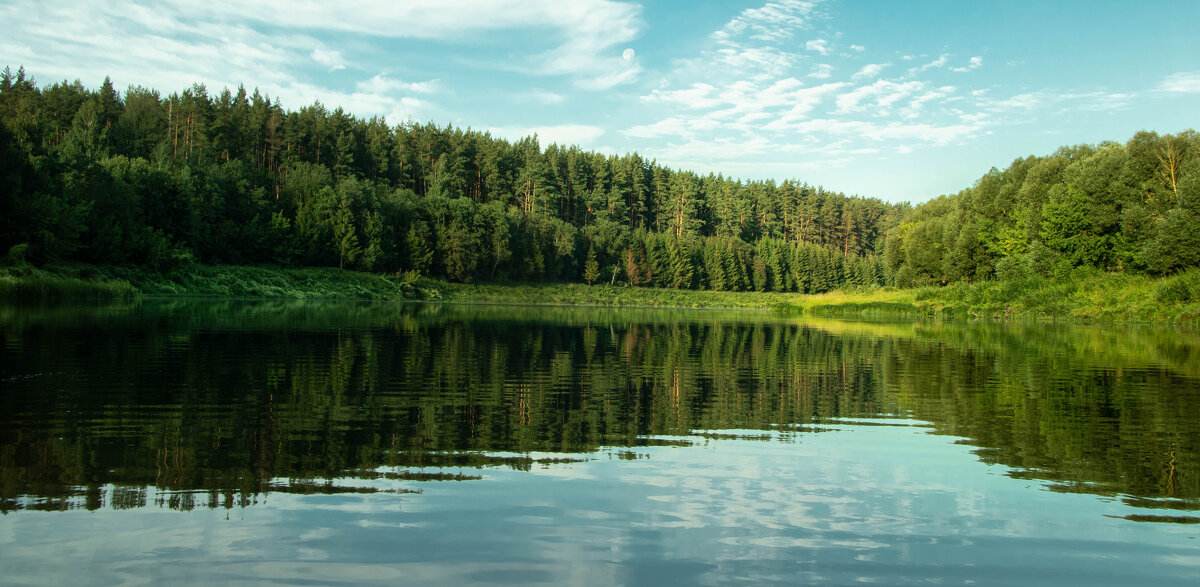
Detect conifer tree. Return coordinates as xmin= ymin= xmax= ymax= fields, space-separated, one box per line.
xmin=333 ymin=200 xmax=360 ymax=270
xmin=583 ymin=245 xmax=600 ymax=285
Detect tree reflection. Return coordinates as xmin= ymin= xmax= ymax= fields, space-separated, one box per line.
xmin=1 ymin=301 xmax=1197 ymax=512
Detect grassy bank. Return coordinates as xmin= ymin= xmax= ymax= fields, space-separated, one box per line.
xmin=95 ymin=264 xmax=416 ymax=300
xmin=0 ymin=266 xmax=140 ymax=301
xmin=434 ymin=281 xmax=801 ymax=309
xmin=3 ymin=263 xmax=1197 ymax=325
xmin=910 ymin=268 xmax=1200 ymax=324
xmin=0 ymin=264 xmax=415 ymax=302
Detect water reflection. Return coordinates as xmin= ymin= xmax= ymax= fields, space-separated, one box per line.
xmin=1 ymin=300 xmax=1198 ymax=517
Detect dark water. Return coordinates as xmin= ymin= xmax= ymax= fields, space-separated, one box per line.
xmin=1 ymin=300 xmax=1198 ymax=585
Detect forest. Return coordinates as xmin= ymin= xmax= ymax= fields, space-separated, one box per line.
xmin=0 ymin=66 xmax=1197 ymax=295
xmin=886 ymin=129 xmax=1200 ymax=286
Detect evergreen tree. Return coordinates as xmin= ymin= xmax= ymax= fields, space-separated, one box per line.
xmin=406 ymin=221 xmax=433 ymax=275
xmin=333 ymin=199 xmax=361 ymax=270
xmin=583 ymin=245 xmax=600 ymax=285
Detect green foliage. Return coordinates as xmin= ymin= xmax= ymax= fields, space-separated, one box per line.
xmin=0 ymin=69 xmax=906 ymax=297
xmin=4 ymin=243 xmax=29 ymax=266
xmin=1153 ymin=268 xmax=1200 ymax=304
xmin=3 ymin=70 xmax=1197 ymax=305
xmin=0 ymin=266 xmax=138 ymax=301
xmin=86 ymin=264 xmax=417 ymax=300
xmin=886 ymin=130 xmax=1200 ymax=286
xmin=405 ymin=221 xmax=433 ymax=275
xmin=907 ymin=268 xmax=1200 ymax=323
xmin=582 ymin=245 xmax=600 ymax=285
xmin=1140 ymin=209 xmax=1200 ymax=274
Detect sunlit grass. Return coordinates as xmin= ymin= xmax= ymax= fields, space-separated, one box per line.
xmin=436 ymin=281 xmax=806 ymax=309
xmin=4 ymin=263 xmax=1197 ymax=325
xmin=908 ymin=268 xmax=1200 ymax=324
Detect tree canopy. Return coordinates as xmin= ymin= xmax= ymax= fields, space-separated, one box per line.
xmin=2 ymin=67 xmax=1195 ymax=292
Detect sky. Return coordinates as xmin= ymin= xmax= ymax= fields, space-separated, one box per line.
xmin=2 ymin=0 xmax=1198 ymax=203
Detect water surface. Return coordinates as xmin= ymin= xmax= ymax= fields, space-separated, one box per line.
xmin=1 ymin=301 xmax=1198 ymax=585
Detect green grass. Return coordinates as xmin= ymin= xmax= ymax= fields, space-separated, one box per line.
xmin=95 ymin=264 xmax=423 ymax=300
xmin=0 ymin=263 xmax=417 ymax=302
xmin=907 ymin=267 xmax=1200 ymax=324
xmin=3 ymin=262 xmax=1198 ymax=325
xmin=434 ymin=281 xmax=805 ymax=309
xmin=0 ymin=266 xmax=139 ymax=301
xmin=771 ymin=288 xmax=920 ymax=317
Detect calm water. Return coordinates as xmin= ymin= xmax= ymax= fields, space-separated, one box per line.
xmin=1 ymin=300 xmax=1198 ymax=585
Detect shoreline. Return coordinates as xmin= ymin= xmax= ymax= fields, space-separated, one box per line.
xmin=2 ymin=263 xmax=1197 ymax=326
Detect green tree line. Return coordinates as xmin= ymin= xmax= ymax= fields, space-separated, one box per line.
xmin=0 ymin=68 xmax=899 ymax=292
xmin=885 ymin=130 xmax=1200 ymax=286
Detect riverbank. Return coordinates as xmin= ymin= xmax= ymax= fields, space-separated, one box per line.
xmin=2 ymin=263 xmax=1197 ymax=324
xmin=0 ymin=264 xmax=412 ymax=302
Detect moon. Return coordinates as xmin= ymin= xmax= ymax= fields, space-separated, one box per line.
xmin=622 ymin=48 xmax=635 ymax=61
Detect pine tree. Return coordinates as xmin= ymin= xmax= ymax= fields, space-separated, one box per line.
xmin=583 ymin=245 xmax=600 ymax=284
xmin=406 ymin=221 xmax=433 ymax=275
xmin=792 ymin=245 xmax=811 ymax=293
xmin=360 ymin=210 xmax=384 ymax=270
xmin=669 ymin=238 xmax=694 ymax=289
xmin=333 ymin=200 xmax=361 ymax=269
xmin=624 ymin=247 xmax=642 ymax=286
xmin=703 ymin=239 xmax=726 ymax=291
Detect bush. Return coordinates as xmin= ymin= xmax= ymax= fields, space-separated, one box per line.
xmin=1154 ymin=269 xmax=1200 ymax=304
xmin=0 ymin=272 xmax=139 ymax=301
xmin=994 ymin=254 xmax=1028 ymax=281
xmin=4 ymin=243 xmax=30 ymax=266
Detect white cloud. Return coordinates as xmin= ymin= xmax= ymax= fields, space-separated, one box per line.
xmin=748 ymin=79 xmax=845 ymax=116
xmin=489 ymin=124 xmax=606 ymax=146
xmin=643 ymin=83 xmax=724 ymax=109
xmin=527 ymin=89 xmax=566 ymax=104
xmin=835 ymin=80 xmax=924 ymax=114
xmin=774 ymin=118 xmax=981 ymax=145
xmin=1158 ymin=71 xmax=1200 ymax=93
xmin=805 ymin=39 xmax=831 ymax=55
xmin=624 ymin=118 xmax=702 ymax=139
xmin=713 ymin=46 xmax=796 ymax=77
xmin=2 ymin=0 xmax=646 ymax=115
xmin=903 ymin=86 xmax=957 ymax=118
xmin=950 ymin=56 xmax=983 ymax=73
xmin=1075 ymin=92 xmax=1133 ymax=111
xmin=528 ymin=1 xmax=644 ymax=90
xmin=809 ymin=64 xmax=834 ymax=79
xmin=179 ymin=0 xmax=645 ymax=90
xmin=772 ymin=82 xmax=849 ymax=121
xmin=911 ymin=54 xmax=949 ymax=74
xmin=851 ymin=63 xmax=888 ymax=80
xmin=985 ymin=92 xmax=1041 ymax=111
xmin=356 ymin=74 xmax=437 ymax=95
xmin=622 ymin=0 xmax=1002 ymax=189
xmin=310 ymin=48 xmax=346 ymax=71
xmin=975 ymin=88 xmax=1137 ymax=119
xmin=716 ymin=0 xmax=819 ymax=43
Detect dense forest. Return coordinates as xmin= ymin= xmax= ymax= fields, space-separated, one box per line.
xmin=886 ymin=131 xmax=1200 ymax=286
xmin=0 ymin=68 xmax=900 ymax=293
xmin=2 ymin=67 xmax=1196 ymax=294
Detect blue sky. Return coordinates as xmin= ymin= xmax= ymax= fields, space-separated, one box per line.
xmin=3 ymin=0 xmax=1198 ymax=203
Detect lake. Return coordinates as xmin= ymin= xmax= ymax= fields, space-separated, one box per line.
xmin=1 ymin=300 xmax=1198 ymax=585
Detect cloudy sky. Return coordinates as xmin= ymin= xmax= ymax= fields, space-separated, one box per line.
xmin=3 ymin=0 xmax=1197 ymax=202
